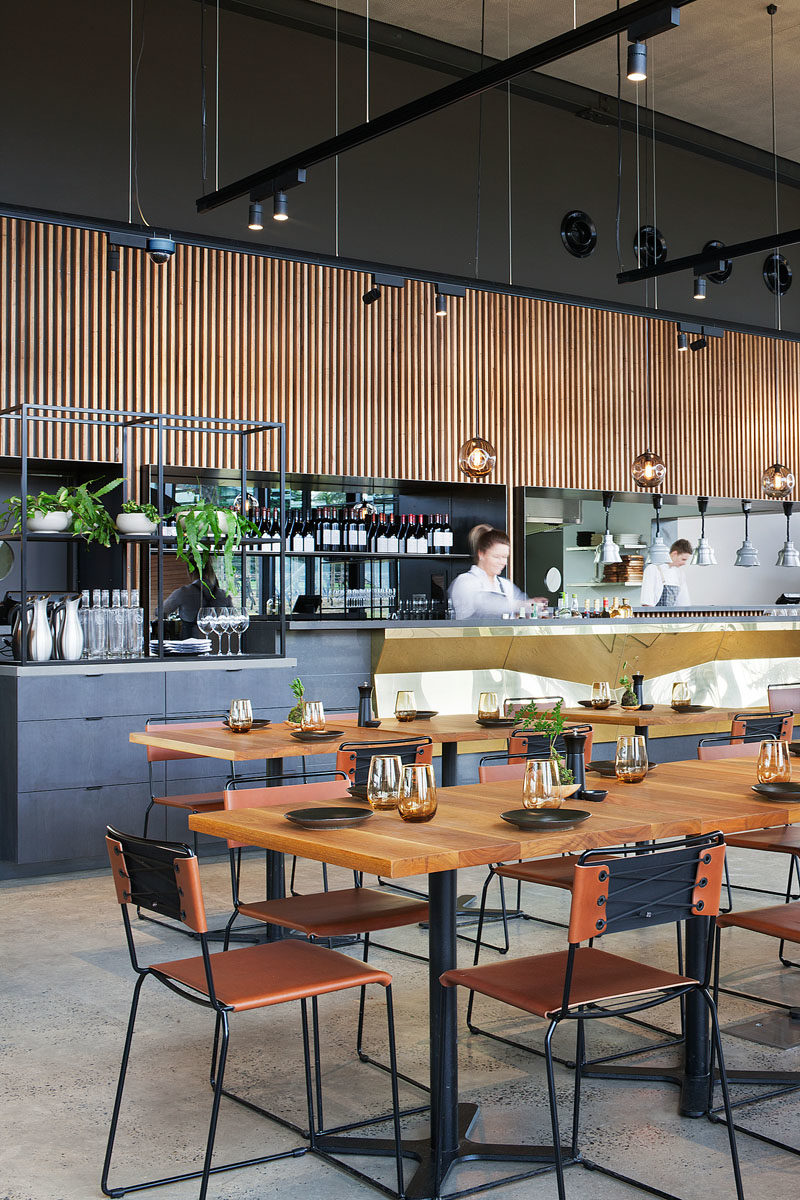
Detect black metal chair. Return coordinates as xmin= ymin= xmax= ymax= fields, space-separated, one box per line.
xmin=101 ymin=827 xmax=405 ymax=1200
xmin=442 ymin=833 xmax=744 ymax=1200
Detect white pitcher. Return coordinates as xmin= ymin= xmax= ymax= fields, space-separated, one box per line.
xmin=55 ymin=594 xmax=84 ymax=661
xmin=28 ymin=594 xmax=53 ymax=662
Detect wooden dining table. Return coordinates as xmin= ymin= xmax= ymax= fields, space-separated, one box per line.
xmin=189 ymin=757 xmax=800 ymax=1200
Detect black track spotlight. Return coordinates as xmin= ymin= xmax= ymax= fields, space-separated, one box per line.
xmin=690 ymin=336 xmax=708 ymax=352
xmin=362 ymin=285 xmax=381 ymax=306
xmin=677 ymin=331 xmax=688 ymax=351
xmin=693 ymin=274 xmax=707 ymax=300
xmin=273 ymin=191 xmax=289 ymax=221
xmin=627 ymin=40 xmax=647 ymax=81
xmin=107 ymin=245 xmax=120 ymax=273
xmin=435 ymin=291 xmax=447 ymax=317
xmin=248 ymin=201 xmax=264 ymax=230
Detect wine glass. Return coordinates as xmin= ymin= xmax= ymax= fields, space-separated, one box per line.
xmin=398 ymin=763 xmax=437 ymax=822
xmin=367 ymin=755 xmax=403 ymax=811
xmin=522 ymin=759 xmax=560 ymax=809
xmin=671 ymin=681 xmax=691 ymax=709
xmin=395 ymin=690 xmax=418 ymax=722
xmin=216 ymin=607 xmax=233 ymax=655
xmin=196 ymin=607 xmax=216 ymax=647
xmin=757 ymin=740 xmax=791 ymax=784
xmin=615 ymin=735 xmax=649 ymax=783
xmin=478 ymin=692 xmax=500 ymax=720
xmin=228 ymin=698 xmax=253 ymax=732
xmin=232 ymin=607 xmax=249 ymax=655
xmin=301 ymin=700 xmax=326 ymax=731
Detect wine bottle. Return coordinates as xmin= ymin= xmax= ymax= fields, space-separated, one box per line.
xmin=329 ymin=507 xmax=341 ymax=550
xmin=397 ymin=514 xmax=408 ymax=553
xmin=439 ymin=512 xmax=454 ymax=554
xmin=291 ymin=511 xmax=306 ymax=553
xmin=303 ymin=511 xmax=315 ymax=554
xmin=376 ymin=512 xmax=388 ymax=554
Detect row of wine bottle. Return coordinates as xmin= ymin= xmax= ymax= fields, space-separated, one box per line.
xmin=245 ymin=508 xmax=456 ymax=555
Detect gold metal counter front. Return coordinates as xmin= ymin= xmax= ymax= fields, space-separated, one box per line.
xmin=371 ymin=620 xmax=800 ymax=737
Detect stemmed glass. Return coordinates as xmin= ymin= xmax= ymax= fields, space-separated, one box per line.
xmin=197 ymin=607 xmax=216 ymax=648
xmin=220 ymin=607 xmax=238 ymax=655
xmin=231 ymin=607 xmax=249 ymax=655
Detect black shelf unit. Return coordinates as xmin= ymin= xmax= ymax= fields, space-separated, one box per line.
xmin=144 ymin=466 xmax=506 ymax=622
xmin=0 ymin=403 xmax=286 ymax=664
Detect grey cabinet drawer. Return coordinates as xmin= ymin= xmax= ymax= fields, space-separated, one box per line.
xmin=18 ymin=671 xmax=164 ymax=721
xmin=18 ymin=715 xmax=151 ymax=790
xmin=15 ymin=783 xmax=150 ymax=864
xmin=165 ymin=666 xmax=294 ymax=716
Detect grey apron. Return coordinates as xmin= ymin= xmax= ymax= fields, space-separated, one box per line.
xmin=656 ymin=583 xmax=681 ymax=608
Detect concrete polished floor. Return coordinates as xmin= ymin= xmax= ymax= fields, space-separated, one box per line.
xmin=2 ymin=847 xmax=799 ymax=1200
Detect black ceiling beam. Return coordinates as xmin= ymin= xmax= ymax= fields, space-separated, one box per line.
xmin=196 ymin=0 xmax=696 ymax=214
xmin=617 ymin=226 xmax=800 ymax=284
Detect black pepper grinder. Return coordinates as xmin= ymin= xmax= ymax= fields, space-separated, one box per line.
xmin=357 ymin=681 xmax=375 ymax=727
xmin=562 ymin=728 xmax=587 ymax=795
xmin=632 ymin=673 xmax=644 ymax=706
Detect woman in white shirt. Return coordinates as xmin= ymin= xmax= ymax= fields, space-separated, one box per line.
xmin=640 ymin=539 xmax=693 ymax=608
xmin=449 ymin=525 xmax=530 ymax=619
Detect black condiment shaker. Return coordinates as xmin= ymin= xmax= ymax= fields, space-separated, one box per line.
xmin=357 ymin=681 xmax=374 ymax=727
xmin=632 ymin=673 xmax=644 ymax=706
xmin=562 ymin=728 xmax=587 ymax=794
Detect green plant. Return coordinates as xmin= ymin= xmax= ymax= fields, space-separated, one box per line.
xmin=169 ymin=500 xmax=259 ymax=590
xmin=619 ymin=660 xmax=633 ymax=693
xmin=121 ymin=499 xmax=160 ymax=524
xmin=514 ymin=698 xmax=574 ymax=785
xmin=2 ymin=478 xmax=123 ymax=547
xmin=288 ymin=677 xmax=305 ymax=723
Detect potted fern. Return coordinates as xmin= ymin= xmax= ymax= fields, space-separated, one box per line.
xmin=2 ymin=478 xmax=123 ymax=545
xmin=169 ymin=500 xmax=258 ymax=589
xmin=115 ymin=499 xmax=160 ymax=535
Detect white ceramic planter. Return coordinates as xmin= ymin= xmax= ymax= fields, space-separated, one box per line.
xmin=26 ymin=510 xmax=72 ymax=533
xmin=115 ymin=512 xmax=158 ymax=535
xmin=177 ymin=510 xmax=230 ymax=537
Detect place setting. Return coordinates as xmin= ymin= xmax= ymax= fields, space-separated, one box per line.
xmin=474 ymin=691 xmax=516 ymax=728
xmin=288 ymin=700 xmax=345 ymax=742
xmin=500 ymin=757 xmax=591 ymax=832
xmin=751 ymin=740 xmax=800 ymax=801
xmin=394 ymin=690 xmax=438 ymax=721
xmin=284 ymin=753 xmax=438 ymax=828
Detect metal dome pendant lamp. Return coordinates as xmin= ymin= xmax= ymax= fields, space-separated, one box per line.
xmin=762 ymin=4 xmax=795 ymax=500
xmin=734 ymin=501 xmax=761 ymax=568
xmin=690 ymin=497 xmax=717 ymax=565
xmin=595 ymin=492 xmax=622 ymax=577
xmin=646 ymin=494 xmax=671 ymax=565
xmin=776 ymin=501 xmax=800 ymax=567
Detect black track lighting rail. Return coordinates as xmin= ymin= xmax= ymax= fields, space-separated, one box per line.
xmin=196 ymin=0 xmax=696 ymax=214
xmin=618 ymin=225 xmax=800 ymax=285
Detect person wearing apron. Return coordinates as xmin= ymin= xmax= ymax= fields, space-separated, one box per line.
xmin=640 ymin=539 xmax=693 ymax=608
xmin=449 ymin=525 xmax=532 ymax=619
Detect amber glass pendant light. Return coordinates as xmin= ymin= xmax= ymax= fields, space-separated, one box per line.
xmin=459 ymin=436 xmax=496 ymax=478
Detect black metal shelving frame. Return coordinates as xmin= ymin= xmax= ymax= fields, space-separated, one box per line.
xmin=0 ymin=402 xmax=286 ymax=666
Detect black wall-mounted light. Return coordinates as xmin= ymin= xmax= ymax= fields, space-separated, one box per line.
xmin=693 ymin=274 xmax=707 ymax=300
xmin=107 ymin=246 xmax=120 ymax=273
xmin=690 ymin=336 xmax=707 ymax=351
xmin=362 ymin=285 xmax=381 ymax=305
xmin=248 ymin=201 xmax=263 ymax=230
xmin=676 ymin=331 xmax=688 ymax=351
xmin=435 ymin=292 xmax=447 ymax=317
xmin=362 ymin=272 xmax=407 ymax=307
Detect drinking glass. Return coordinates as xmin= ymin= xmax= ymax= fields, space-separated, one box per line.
xmin=522 ymin=758 xmax=560 ymax=809
xmin=301 ymin=700 xmax=326 ymax=731
xmin=671 ymin=681 xmax=691 ymax=709
xmin=395 ymin=690 xmax=418 ymax=722
xmin=398 ymin=763 xmax=438 ymax=823
xmin=228 ymin=698 xmax=253 ymax=732
xmin=478 ymin=691 xmax=500 ymax=720
xmin=366 ymin=755 xmax=403 ymax=811
xmin=615 ymin=735 xmax=649 ymax=783
xmin=757 ymin=740 xmax=792 ymax=784
xmin=591 ymin=681 xmax=612 ymax=703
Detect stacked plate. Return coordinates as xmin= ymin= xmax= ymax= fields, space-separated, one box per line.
xmin=149 ymin=638 xmax=212 ymax=655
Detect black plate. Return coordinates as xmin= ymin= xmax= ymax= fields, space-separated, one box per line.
xmin=577 ymin=699 xmax=614 ymax=709
xmin=414 ymin=710 xmax=439 ymax=720
xmin=671 ymin=704 xmax=712 ymax=713
xmin=289 ymin=728 xmax=345 ymax=742
xmin=223 ymin=717 xmax=271 ymax=731
xmin=588 ymin=760 xmax=656 ymax=777
xmin=476 ymin=716 xmax=517 ymax=728
xmin=284 ymin=806 xmax=374 ymax=829
xmin=500 ymin=808 xmax=591 ymax=831
xmin=752 ymin=783 xmax=800 ymax=801
xmin=347 ymin=784 xmax=369 ymax=802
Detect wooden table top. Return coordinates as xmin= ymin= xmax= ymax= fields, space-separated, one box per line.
xmin=131 ymin=706 xmax=748 ymax=762
xmin=189 ymin=757 xmax=800 ymax=879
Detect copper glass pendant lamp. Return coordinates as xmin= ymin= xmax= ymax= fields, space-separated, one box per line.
xmin=762 ymin=4 xmax=794 ymax=500
xmin=632 ymin=323 xmax=666 ymax=489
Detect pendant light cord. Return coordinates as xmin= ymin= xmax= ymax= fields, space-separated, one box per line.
xmin=365 ymin=0 xmax=370 ymax=123
xmin=650 ymin=45 xmax=658 ymax=310
xmin=200 ymin=1 xmax=207 ymax=185
xmin=770 ymin=5 xmax=781 ymax=459
xmin=473 ymin=0 xmax=487 ymax=279
xmin=215 ymin=0 xmax=220 ymax=191
xmin=130 ymin=0 xmax=149 ymax=226
xmin=506 ymin=0 xmax=512 ymax=284
xmin=615 ymin=2 xmax=623 ymax=271
xmin=335 ymin=2 xmax=340 ymax=256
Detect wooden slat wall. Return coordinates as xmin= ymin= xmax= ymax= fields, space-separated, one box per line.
xmin=2 ymin=216 xmax=798 ymax=500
